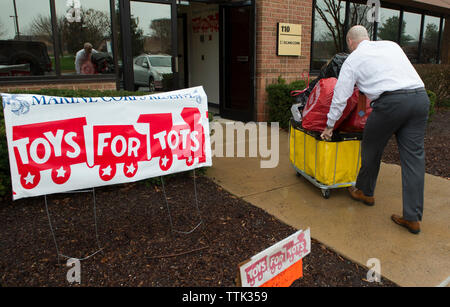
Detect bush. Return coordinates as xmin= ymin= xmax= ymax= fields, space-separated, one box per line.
xmin=266 ymin=77 xmax=307 ymax=129
xmin=427 ymin=89 xmax=437 ymax=122
xmin=0 ymin=88 xmax=209 ymax=198
xmin=162 ymin=73 xmax=175 ymax=91
xmin=0 ymin=107 xmax=9 ymax=198
xmin=414 ymin=64 xmax=450 ymax=108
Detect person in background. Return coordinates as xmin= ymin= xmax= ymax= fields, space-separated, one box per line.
xmin=320 ymin=25 xmax=429 ymax=235
xmin=75 ymin=42 xmax=97 ymax=74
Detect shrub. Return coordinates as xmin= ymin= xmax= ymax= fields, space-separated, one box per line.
xmin=0 ymin=88 xmax=209 ymax=199
xmin=0 ymin=107 xmax=9 ymax=198
xmin=266 ymin=77 xmax=307 ymax=129
xmin=427 ymin=89 xmax=437 ymax=122
xmin=162 ymin=73 xmax=175 ymax=91
xmin=414 ymin=64 xmax=450 ymax=108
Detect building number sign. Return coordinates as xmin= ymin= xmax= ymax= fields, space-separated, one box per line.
xmin=277 ymin=23 xmax=302 ymax=56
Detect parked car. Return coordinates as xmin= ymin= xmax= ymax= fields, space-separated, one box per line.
xmin=0 ymin=40 xmax=52 ymax=75
xmin=133 ymin=54 xmax=172 ymax=91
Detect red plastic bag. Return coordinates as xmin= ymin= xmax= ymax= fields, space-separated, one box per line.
xmin=81 ymin=54 xmax=96 ymax=75
xmin=301 ymin=78 xmax=357 ymax=132
xmin=339 ymin=92 xmax=372 ymax=132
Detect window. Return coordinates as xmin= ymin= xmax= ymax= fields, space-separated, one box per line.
xmin=348 ymin=2 xmax=375 ymax=40
xmin=376 ymin=8 xmax=400 ymax=42
xmin=129 ymin=1 xmax=172 ymax=57
xmin=0 ymin=0 xmax=55 ymax=77
xmin=55 ymin=0 xmax=114 ymax=75
xmin=312 ymin=0 xmax=346 ymax=71
xmin=311 ymin=1 xmax=445 ymax=71
xmin=399 ymin=12 xmax=422 ymax=63
xmin=135 ymin=57 xmax=144 ymax=66
xmin=422 ymin=15 xmax=441 ymax=63
xmin=149 ymin=56 xmax=172 ymax=67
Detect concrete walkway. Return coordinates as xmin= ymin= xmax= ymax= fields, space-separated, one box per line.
xmin=206 ymin=121 xmax=450 ymax=287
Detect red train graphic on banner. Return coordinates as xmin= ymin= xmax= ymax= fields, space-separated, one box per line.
xmin=12 ymin=117 xmax=88 ymax=189
xmin=11 ymin=107 xmax=207 ymax=189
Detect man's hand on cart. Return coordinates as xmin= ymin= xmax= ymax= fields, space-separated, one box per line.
xmin=321 ymin=126 xmax=333 ymax=141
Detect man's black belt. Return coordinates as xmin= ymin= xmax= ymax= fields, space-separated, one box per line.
xmin=379 ymin=87 xmax=426 ymax=99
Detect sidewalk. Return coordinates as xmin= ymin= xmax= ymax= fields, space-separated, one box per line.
xmin=206 ymin=121 xmax=450 ymax=287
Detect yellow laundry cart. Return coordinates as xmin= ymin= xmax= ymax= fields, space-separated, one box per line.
xmin=289 ymin=119 xmax=362 ymax=199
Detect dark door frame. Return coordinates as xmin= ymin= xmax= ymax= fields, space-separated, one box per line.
xmin=219 ymin=0 xmax=256 ymax=122
xmin=119 ymin=0 xmax=178 ymax=91
xmin=177 ymin=13 xmax=189 ymax=88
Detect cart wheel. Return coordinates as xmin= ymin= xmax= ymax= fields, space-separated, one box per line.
xmin=321 ymin=189 xmax=331 ymax=199
xmin=296 ymin=172 xmax=302 ymax=177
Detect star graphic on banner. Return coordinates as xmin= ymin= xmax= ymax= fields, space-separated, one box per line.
xmin=126 ymin=163 xmax=136 ymax=174
xmin=24 ymin=172 xmax=35 ymax=185
xmin=161 ymin=155 xmax=169 ymax=167
xmin=188 ymin=156 xmax=193 ymax=163
xmin=102 ymin=165 xmax=112 ymax=177
xmin=56 ymin=166 xmax=66 ymax=178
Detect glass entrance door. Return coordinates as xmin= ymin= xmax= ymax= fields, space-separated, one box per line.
xmin=120 ymin=0 xmax=177 ymax=92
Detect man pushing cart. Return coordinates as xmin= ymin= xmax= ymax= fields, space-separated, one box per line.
xmin=291 ymin=25 xmax=429 ymax=235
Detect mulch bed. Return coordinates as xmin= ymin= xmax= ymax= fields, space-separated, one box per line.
xmin=0 ymin=174 xmax=397 ymax=287
xmin=382 ymin=108 xmax=450 ymax=178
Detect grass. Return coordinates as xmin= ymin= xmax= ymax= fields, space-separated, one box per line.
xmin=49 ymin=55 xmax=76 ymax=73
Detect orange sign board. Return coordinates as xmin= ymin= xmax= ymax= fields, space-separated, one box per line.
xmin=260 ymin=259 xmax=303 ymax=287
xmin=239 ymin=228 xmax=310 ymax=287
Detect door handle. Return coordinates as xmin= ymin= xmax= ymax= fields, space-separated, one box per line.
xmin=236 ymin=56 xmax=248 ymax=62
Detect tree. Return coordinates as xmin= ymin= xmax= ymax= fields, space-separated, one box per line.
xmin=424 ymin=23 xmax=439 ymax=46
xmin=28 ymin=14 xmax=65 ymax=43
xmin=422 ymin=23 xmax=439 ymax=63
xmin=377 ymin=16 xmax=414 ymax=45
xmin=61 ymin=8 xmax=111 ymax=55
xmin=29 ymin=8 xmax=111 ymax=55
xmin=114 ymin=9 xmax=145 ymax=58
xmin=315 ymin=1 xmax=374 ymax=55
xmin=149 ymin=18 xmax=171 ymax=54
xmin=315 ymin=0 xmax=346 ymax=53
xmin=0 ymin=21 xmax=7 ymax=38
xmin=130 ymin=16 xmax=144 ymax=56
xmin=348 ymin=3 xmax=374 ymax=36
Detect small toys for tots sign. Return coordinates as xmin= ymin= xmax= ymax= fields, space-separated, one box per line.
xmin=1 ymin=87 xmax=212 ymax=200
xmin=239 ymin=228 xmax=310 ymax=287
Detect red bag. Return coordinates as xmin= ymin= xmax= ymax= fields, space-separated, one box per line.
xmin=339 ymin=92 xmax=372 ymax=132
xmin=81 ymin=54 xmax=96 ymax=75
xmin=301 ymin=78 xmax=357 ymax=132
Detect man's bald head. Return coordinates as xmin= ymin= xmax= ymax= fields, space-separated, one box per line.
xmin=84 ymin=42 xmax=93 ymax=54
xmin=346 ymin=25 xmax=370 ymax=52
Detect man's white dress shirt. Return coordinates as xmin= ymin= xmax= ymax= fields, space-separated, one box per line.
xmin=75 ymin=48 xmax=98 ymax=74
xmin=327 ymin=40 xmax=424 ymax=128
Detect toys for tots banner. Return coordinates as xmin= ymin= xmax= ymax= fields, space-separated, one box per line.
xmin=1 ymin=87 xmax=212 ymax=200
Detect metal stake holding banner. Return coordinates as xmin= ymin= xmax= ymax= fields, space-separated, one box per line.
xmin=160 ymin=169 xmax=204 ymax=235
xmin=44 ymin=188 xmax=104 ymax=265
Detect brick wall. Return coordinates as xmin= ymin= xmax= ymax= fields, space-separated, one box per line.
xmin=0 ymin=81 xmax=117 ymax=92
xmin=255 ymin=0 xmax=313 ymax=121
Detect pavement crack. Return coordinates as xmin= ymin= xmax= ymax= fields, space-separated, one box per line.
xmin=240 ymin=182 xmax=300 ymax=199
